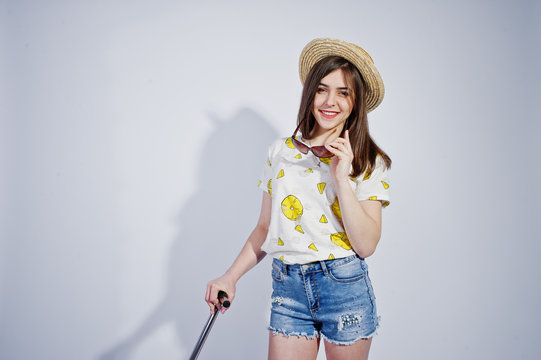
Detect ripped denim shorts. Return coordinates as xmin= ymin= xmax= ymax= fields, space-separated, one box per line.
xmin=269 ymin=254 xmax=379 ymax=345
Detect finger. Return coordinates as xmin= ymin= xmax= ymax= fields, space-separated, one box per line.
xmin=333 ymin=133 xmax=353 ymax=151
xmin=206 ymin=286 xmax=216 ymax=313
xmin=205 ymin=283 xmax=211 ymax=304
xmin=210 ymin=287 xmax=219 ymax=306
xmin=344 ymin=130 xmax=353 ymax=153
xmin=329 ymin=138 xmax=353 ymax=156
xmin=324 ymin=144 xmax=338 ymax=156
xmin=325 ymin=143 xmax=350 ymax=158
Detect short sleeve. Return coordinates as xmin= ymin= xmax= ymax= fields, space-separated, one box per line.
xmin=257 ymin=139 xmax=280 ymax=195
xmin=354 ymin=155 xmax=391 ymax=208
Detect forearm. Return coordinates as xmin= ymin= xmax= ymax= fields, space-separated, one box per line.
xmin=224 ymin=223 xmax=268 ymax=283
xmin=335 ymin=180 xmax=381 ymax=258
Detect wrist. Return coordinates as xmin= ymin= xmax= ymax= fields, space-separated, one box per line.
xmin=333 ymin=177 xmax=351 ymax=192
xmin=224 ymin=268 xmax=241 ymax=284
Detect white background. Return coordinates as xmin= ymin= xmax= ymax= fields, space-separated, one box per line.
xmin=1 ymin=0 xmax=540 ymax=359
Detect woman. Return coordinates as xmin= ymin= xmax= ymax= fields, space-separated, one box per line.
xmin=205 ymin=38 xmax=391 ymax=360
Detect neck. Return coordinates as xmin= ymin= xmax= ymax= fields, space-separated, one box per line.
xmin=305 ymin=125 xmax=344 ymax=146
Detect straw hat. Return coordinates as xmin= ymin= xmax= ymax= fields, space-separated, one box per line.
xmin=299 ymin=38 xmax=385 ymax=112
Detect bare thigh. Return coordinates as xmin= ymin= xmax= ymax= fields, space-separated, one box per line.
xmin=268 ymin=331 xmax=321 ymax=360
xmin=324 ymin=337 xmax=372 ymax=360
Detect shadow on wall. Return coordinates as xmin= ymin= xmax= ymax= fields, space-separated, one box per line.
xmin=98 ymin=108 xmax=279 ymax=359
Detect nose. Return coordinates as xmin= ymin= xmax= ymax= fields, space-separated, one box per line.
xmin=324 ymin=91 xmax=336 ymax=106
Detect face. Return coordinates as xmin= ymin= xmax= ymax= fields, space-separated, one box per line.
xmin=311 ymin=68 xmax=353 ymax=135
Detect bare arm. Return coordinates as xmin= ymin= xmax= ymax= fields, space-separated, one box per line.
xmin=334 ymin=182 xmax=382 ymax=258
xmin=325 ymin=130 xmax=383 ymax=258
xmin=205 ymin=191 xmax=271 ymax=312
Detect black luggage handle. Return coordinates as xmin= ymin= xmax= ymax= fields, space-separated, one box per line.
xmin=189 ymin=291 xmax=230 ymax=360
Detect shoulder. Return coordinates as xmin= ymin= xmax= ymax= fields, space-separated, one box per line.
xmin=374 ymin=154 xmax=389 ymax=171
xmin=355 ymin=154 xmax=390 ymax=184
xmin=266 ymin=137 xmax=293 ymax=158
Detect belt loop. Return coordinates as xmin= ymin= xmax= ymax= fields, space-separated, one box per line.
xmin=320 ymin=260 xmax=329 ymax=276
xmin=281 ymin=260 xmax=288 ymax=276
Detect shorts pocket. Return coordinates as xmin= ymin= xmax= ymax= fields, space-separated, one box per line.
xmin=271 ymin=262 xmax=284 ymax=282
xmin=327 ymin=257 xmax=366 ymax=283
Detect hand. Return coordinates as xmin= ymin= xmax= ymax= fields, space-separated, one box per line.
xmin=324 ymin=130 xmax=354 ymax=184
xmin=205 ymin=274 xmax=236 ymax=314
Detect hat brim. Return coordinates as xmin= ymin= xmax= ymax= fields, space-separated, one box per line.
xmin=299 ymin=38 xmax=385 ymax=113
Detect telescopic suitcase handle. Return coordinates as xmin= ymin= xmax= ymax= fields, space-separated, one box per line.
xmin=189 ymin=291 xmax=230 ymax=360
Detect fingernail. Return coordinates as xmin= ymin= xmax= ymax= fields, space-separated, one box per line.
xmin=221 ymin=307 xmax=226 ymax=314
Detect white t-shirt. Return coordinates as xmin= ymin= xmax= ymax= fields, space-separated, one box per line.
xmin=258 ymin=137 xmax=391 ymax=265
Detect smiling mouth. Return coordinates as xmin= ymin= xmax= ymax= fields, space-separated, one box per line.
xmin=319 ymin=110 xmax=339 ymax=119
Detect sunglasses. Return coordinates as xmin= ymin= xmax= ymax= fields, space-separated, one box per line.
xmin=290 ymin=119 xmax=337 ymax=158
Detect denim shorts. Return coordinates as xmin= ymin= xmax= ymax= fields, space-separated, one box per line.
xmin=269 ymin=254 xmax=379 ymax=345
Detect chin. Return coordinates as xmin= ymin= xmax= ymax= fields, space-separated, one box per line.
xmin=317 ymin=120 xmax=346 ymax=132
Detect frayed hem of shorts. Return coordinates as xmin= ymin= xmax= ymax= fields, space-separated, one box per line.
xmin=320 ymin=317 xmax=381 ymax=346
xmin=268 ymin=326 xmax=320 ymax=340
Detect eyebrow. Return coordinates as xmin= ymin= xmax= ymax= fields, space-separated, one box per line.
xmin=319 ymin=82 xmax=351 ymax=91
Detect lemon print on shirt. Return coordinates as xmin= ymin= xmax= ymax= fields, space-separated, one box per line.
xmin=295 ymin=225 xmax=304 ymax=233
xmin=317 ymin=183 xmax=326 ymax=194
xmin=363 ymin=168 xmax=372 ymax=180
xmin=331 ymin=232 xmax=352 ymax=250
xmin=294 ymin=154 xmax=302 ymax=159
xmin=278 ymin=238 xmax=284 ymax=246
xmin=281 ymin=195 xmax=303 ymax=221
xmin=331 ymin=198 xmax=342 ymax=219
xmin=308 ymin=243 xmax=318 ymax=251
xmin=319 ymin=214 xmax=328 ymax=223
xmin=381 ymin=180 xmax=389 ymax=189
xmin=320 ymin=157 xmax=332 ymax=165
xmin=267 ymin=179 xmax=272 ymax=195
xmin=285 ymin=137 xmax=296 ymax=149
xmin=328 ymin=254 xmax=335 ymax=260
xmin=277 ymin=169 xmax=284 ymax=178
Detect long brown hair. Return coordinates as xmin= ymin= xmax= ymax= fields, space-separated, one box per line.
xmin=297 ymin=55 xmax=391 ymax=178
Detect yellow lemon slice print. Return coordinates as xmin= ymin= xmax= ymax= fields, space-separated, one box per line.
xmin=277 ymin=169 xmax=284 ymax=178
xmin=328 ymin=254 xmax=335 ymax=260
xmin=308 ymin=243 xmax=318 ymax=251
xmin=279 ymin=256 xmax=284 ymax=261
xmin=267 ymin=159 xmax=272 ymax=166
xmin=369 ymin=196 xmax=377 ymax=201
xmin=331 ymin=198 xmax=342 ymax=219
xmin=294 ymin=154 xmax=302 ymax=159
xmin=363 ymin=168 xmax=372 ymax=180
xmin=295 ymin=224 xmax=304 ymax=233
xmin=319 ymin=214 xmax=328 ymax=223
xmin=267 ymin=179 xmax=272 ymax=195
xmin=331 ymin=232 xmax=352 ymax=250
xmin=281 ymin=195 xmax=303 ymax=221
xmin=305 ymin=168 xmax=313 ymax=173
xmin=317 ymin=183 xmax=326 ymax=194
xmin=258 ymin=180 xmax=261 ymax=187
xmin=278 ymin=238 xmax=284 ymax=246
xmin=285 ymin=137 xmax=296 ymax=149
xmin=320 ymin=157 xmax=332 ymax=165
xmin=383 ymin=200 xmax=390 ymax=208
xmin=381 ymin=180 xmax=389 ymax=189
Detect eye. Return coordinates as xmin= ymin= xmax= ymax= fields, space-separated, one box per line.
xmin=317 ymin=87 xmax=326 ymax=93
xmin=340 ymin=91 xmax=350 ymax=97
